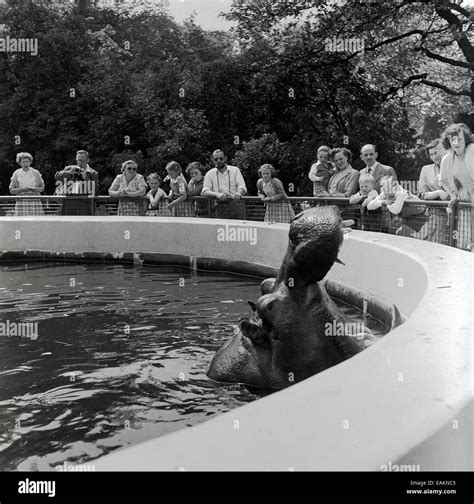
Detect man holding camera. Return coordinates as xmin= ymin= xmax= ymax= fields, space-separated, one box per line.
xmin=54 ymin=150 xmax=99 ymax=215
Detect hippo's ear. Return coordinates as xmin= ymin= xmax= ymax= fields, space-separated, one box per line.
xmin=341 ymin=219 xmax=354 ymax=236
xmin=260 ymin=278 xmax=276 ymax=295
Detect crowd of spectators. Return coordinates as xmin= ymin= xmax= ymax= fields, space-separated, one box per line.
xmin=6 ymin=123 xmax=474 ymax=249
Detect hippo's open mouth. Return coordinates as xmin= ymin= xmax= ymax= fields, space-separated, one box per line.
xmin=239 ymin=300 xmax=273 ymax=346
xmin=206 ymin=207 xmax=372 ymax=391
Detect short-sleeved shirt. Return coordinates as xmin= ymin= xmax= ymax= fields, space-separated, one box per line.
xmin=202 ymin=165 xmax=247 ymax=196
xmin=169 ymin=174 xmax=188 ymax=199
xmin=110 ymin=173 xmax=147 ymax=193
xmin=146 ymin=188 xmax=168 ymax=208
xmin=10 ymin=168 xmax=44 ymax=196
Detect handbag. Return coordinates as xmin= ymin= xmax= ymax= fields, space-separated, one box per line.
xmin=401 ymin=195 xmax=429 ymax=232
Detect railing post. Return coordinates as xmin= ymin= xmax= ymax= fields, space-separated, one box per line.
xmin=448 ymin=204 xmax=456 ymax=248
xmin=208 ymin=198 xmax=214 ymax=218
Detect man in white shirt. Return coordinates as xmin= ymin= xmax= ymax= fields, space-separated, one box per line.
xmin=359 ymin=144 xmax=397 ymax=192
xmin=202 ymin=149 xmax=247 ymax=219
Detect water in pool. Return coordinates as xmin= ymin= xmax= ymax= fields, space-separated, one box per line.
xmin=0 ymin=262 xmax=388 ymax=471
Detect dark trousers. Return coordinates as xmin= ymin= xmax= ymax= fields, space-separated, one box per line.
xmin=361 ymin=207 xmax=384 ymax=232
xmin=61 ymin=198 xmax=94 ymax=216
xmin=215 ymin=200 xmax=247 ymax=220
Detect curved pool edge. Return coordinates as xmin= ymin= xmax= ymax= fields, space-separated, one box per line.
xmin=0 ymin=216 xmax=472 ymax=471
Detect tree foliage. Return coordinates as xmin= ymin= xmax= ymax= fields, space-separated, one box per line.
xmin=0 ymin=0 xmax=471 ymax=196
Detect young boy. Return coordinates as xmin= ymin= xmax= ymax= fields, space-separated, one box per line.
xmin=367 ymin=175 xmax=426 ymax=235
xmin=308 ymin=145 xmax=335 ymax=196
xmin=349 ymin=174 xmax=380 ymax=231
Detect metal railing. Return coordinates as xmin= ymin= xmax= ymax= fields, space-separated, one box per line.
xmin=0 ymin=195 xmax=471 ymax=251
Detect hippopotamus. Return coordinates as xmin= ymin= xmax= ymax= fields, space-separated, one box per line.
xmin=207 ymin=206 xmax=394 ymax=390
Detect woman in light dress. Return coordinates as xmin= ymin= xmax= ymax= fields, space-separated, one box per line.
xmin=439 ymin=123 xmax=474 ymax=251
xmin=9 ymin=152 xmax=45 ymax=216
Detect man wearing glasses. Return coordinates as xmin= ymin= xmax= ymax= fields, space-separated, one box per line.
xmin=54 ymin=150 xmax=99 ymax=215
xmin=202 ymin=149 xmax=247 ymax=219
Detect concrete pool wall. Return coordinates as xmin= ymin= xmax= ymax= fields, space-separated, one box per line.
xmin=0 ymin=216 xmax=472 ymax=470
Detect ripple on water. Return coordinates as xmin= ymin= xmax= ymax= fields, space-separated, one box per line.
xmin=0 ymin=263 xmax=263 ymax=470
xmin=0 ymin=262 xmax=387 ymax=471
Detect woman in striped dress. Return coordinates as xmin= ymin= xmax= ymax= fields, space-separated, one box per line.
xmin=9 ymin=152 xmax=45 ymax=216
xmin=257 ymin=164 xmax=295 ymax=223
xmin=165 ymin=161 xmax=195 ymax=217
xmin=108 ymin=160 xmax=147 ymax=215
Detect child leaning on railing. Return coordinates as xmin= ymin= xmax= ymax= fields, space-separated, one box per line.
xmin=349 ymin=174 xmax=381 ymax=231
xmin=367 ymin=176 xmax=428 ymax=235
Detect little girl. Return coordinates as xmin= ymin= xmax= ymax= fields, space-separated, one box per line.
xmin=186 ymin=161 xmax=208 ymax=217
xmin=165 ymin=161 xmax=195 ymax=217
xmin=257 ymin=164 xmax=295 ymax=223
xmin=146 ymin=173 xmax=170 ymax=216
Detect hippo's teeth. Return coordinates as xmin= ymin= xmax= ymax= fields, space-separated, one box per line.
xmin=335 ymin=257 xmax=345 ymax=265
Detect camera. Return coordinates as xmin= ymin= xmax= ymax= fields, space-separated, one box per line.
xmin=72 ymin=167 xmax=82 ymax=175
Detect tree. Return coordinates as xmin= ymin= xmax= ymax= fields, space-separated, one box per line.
xmin=225 ymin=0 xmax=473 ymax=112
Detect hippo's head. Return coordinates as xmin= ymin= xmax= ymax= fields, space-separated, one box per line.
xmin=207 ymin=206 xmax=363 ymax=390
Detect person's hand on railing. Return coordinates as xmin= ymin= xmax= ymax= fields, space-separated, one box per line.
xmin=446 ymin=198 xmax=458 ymax=214
xmin=166 ymin=201 xmax=177 ymax=211
xmin=438 ymin=191 xmax=450 ymax=201
xmin=217 ymin=193 xmax=228 ymax=201
xmin=232 ymin=193 xmax=241 ymax=200
xmin=11 ymin=187 xmax=33 ymax=195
